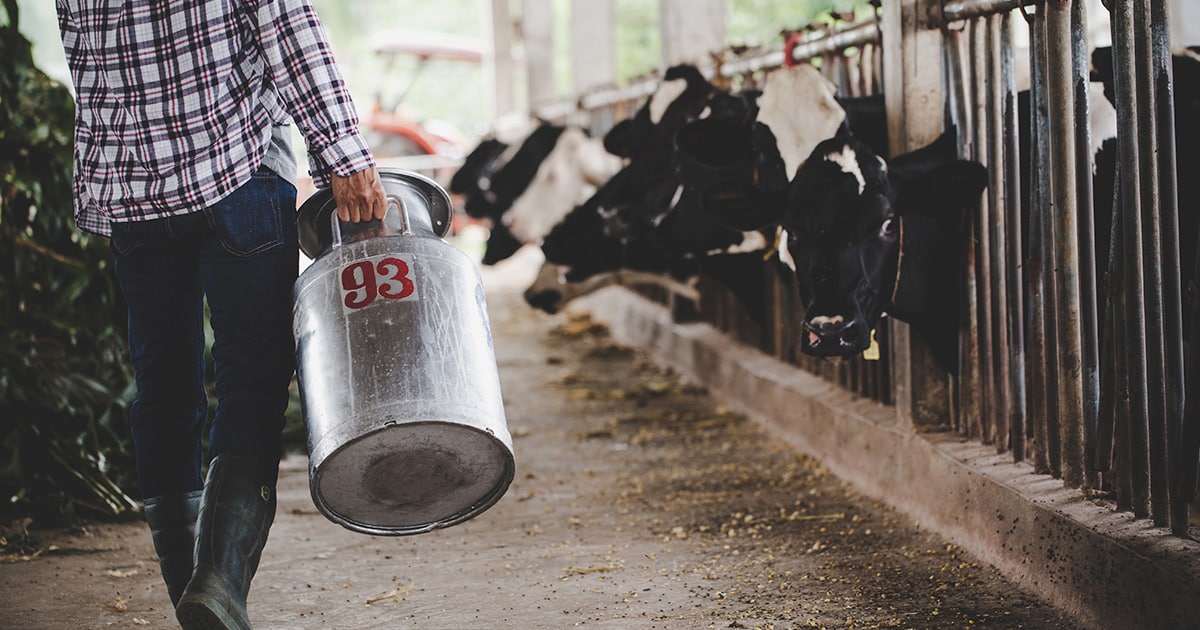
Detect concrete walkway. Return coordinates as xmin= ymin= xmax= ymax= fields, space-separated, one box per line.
xmin=1 ymin=265 xmax=1080 ymax=629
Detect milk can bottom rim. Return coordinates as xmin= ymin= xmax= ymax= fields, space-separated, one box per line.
xmin=308 ymin=421 xmax=515 ymax=536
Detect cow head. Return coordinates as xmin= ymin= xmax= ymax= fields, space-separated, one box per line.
xmin=460 ymin=123 xmax=565 ymax=222
xmin=697 ymin=128 xmax=987 ymax=371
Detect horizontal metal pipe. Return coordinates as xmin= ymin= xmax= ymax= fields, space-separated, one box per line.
xmin=940 ymin=0 xmax=1036 ymax=24
xmin=719 ymin=20 xmax=881 ymax=77
xmin=577 ymin=20 xmax=882 ymax=114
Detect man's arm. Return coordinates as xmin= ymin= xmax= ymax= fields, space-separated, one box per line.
xmin=251 ymin=0 xmax=386 ymax=222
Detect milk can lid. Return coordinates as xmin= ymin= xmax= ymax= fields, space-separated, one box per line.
xmin=297 ymin=168 xmax=453 ymax=259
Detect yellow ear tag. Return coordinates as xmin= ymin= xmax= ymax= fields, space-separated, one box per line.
xmin=862 ymin=329 xmax=880 ymax=361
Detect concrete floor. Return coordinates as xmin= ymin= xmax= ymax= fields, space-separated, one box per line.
xmin=0 ymin=255 xmax=1081 ymax=629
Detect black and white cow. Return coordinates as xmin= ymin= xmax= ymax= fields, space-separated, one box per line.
xmin=528 ymin=64 xmax=857 ymax=313
xmin=688 ymin=126 xmax=988 ymax=373
xmin=536 ymin=65 xmax=736 ymax=281
xmin=451 ymin=120 xmax=621 ymax=265
xmin=448 ymin=137 xmax=508 ymax=205
xmin=1088 ymin=46 xmax=1200 ymax=312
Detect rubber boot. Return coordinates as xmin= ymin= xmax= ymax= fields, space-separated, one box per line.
xmin=175 ymin=454 xmax=277 ymax=630
xmin=142 ymin=490 xmax=202 ymax=607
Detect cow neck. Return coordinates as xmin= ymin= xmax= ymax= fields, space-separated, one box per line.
xmin=885 ymin=214 xmax=958 ymax=329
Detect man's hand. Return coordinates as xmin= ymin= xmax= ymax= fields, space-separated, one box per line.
xmin=331 ymin=167 xmax=387 ymax=223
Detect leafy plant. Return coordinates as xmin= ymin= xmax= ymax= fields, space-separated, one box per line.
xmin=0 ymin=0 xmax=138 ymax=526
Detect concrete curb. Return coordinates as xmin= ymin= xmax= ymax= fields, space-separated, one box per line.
xmin=572 ymin=286 xmax=1200 ymax=630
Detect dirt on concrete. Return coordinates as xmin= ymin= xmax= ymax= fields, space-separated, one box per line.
xmin=0 ymin=283 xmax=1083 ymax=629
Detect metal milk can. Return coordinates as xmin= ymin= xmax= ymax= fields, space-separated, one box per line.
xmin=292 ymin=169 xmax=514 ymax=536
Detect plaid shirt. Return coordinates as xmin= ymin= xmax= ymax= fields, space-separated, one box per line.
xmin=56 ymin=0 xmax=375 ymax=236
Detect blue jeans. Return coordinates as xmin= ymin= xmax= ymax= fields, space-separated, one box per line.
xmin=111 ymin=170 xmax=298 ymax=498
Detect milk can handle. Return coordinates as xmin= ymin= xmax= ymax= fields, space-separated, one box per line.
xmin=330 ymin=195 xmax=409 ymax=247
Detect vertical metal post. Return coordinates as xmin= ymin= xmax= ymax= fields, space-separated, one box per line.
xmin=945 ymin=27 xmax=980 ymax=437
xmin=1110 ymin=0 xmax=1153 ymax=517
xmin=1040 ymin=6 xmax=1064 ymax=478
xmin=1154 ymin=0 xmax=1192 ymax=538
xmin=970 ymin=17 xmax=995 ymax=442
xmin=1024 ymin=6 xmax=1051 ymax=474
xmin=1132 ymin=0 xmax=1172 ymax=526
xmin=1072 ymin=0 xmax=1100 ymax=484
xmin=1001 ymin=11 xmax=1027 ymax=461
xmin=986 ymin=12 xmax=1013 ymax=452
xmin=1045 ymin=0 xmax=1088 ymax=489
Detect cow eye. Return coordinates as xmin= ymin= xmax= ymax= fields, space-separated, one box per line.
xmin=879 ymin=217 xmax=897 ymax=238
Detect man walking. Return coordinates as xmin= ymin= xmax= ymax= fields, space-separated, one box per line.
xmin=56 ymin=2 xmax=385 ymax=628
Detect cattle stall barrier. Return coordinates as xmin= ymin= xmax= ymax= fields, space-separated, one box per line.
xmin=539 ymin=14 xmax=894 ymax=407
xmin=522 ymin=1 xmax=1199 ymax=626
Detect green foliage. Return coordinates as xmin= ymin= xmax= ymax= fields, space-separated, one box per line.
xmin=0 ymin=0 xmax=139 ymax=526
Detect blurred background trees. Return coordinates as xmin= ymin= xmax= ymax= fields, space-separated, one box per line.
xmin=0 ymin=0 xmax=138 ymax=527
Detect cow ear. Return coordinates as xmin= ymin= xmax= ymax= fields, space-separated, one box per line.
xmin=676 ymin=118 xmax=754 ymax=185
xmin=894 ymin=160 xmax=988 ymax=220
xmin=603 ymin=119 xmax=639 ymax=158
xmin=886 ymin=128 xmax=959 ymax=181
xmin=700 ymin=181 xmax=786 ymax=231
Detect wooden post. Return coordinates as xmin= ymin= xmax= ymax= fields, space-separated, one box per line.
xmin=485 ymin=0 xmax=517 ymax=119
xmin=659 ymin=0 xmax=727 ymax=68
xmin=882 ymin=0 xmax=951 ymax=429
xmin=570 ymin=0 xmax=615 ymax=94
xmin=523 ymin=0 xmax=556 ymax=109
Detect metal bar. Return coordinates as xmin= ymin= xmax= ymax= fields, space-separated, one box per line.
xmin=1096 ymin=130 xmax=1123 ymax=473
xmin=1111 ymin=0 xmax=1153 ymax=517
xmin=579 ymin=75 xmax=668 ymax=112
xmin=1001 ymin=11 xmax=1026 ymax=462
xmin=1151 ymin=0 xmax=1190 ymax=537
xmin=945 ymin=29 xmax=978 ymax=435
xmin=987 ymin=12 xmax=1013 ymax=453
xmin=1105 ymin=203 xmax=1134 ymax=509
xmin=1025 ymin=8 xmax=1051 ymax=474
xmin=940 ymin=0 xmax=1036 ymax=23
xmin=971 ymin=17 xmax=994 ymax=442
xmin=1071 ymin=0 xmax=1101 ymax=488
xmin=1037 ymin=7 xmax=1064 ymax=477
xmin=584 ymin=20 xmax=881 ymax=113
xmin=858 ymin=44 xmax=872 ymax=96
xmin=1132 ymin=0 xmax=1171 ymax=526
xmin=717 ymin=20 xmax=880 ymax=78
xmin=1045 ymin=0 xmax=1087 ymax=489
xmin=1095 ymin=233 xmax=1119 ymax=473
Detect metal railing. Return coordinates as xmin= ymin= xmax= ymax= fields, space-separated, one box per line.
xmin=943 ymin=0 xmax=1194 ymax=536
xmin=536 ymin=0 xmax=1195 ymax=537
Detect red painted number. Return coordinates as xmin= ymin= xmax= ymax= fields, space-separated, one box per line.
xmin=340 ymin=257 xmax=415 ymax=310
xmin=376 ymin=257 xmax=415 ymax=300
xmin=341 ymin=261 xmax=377 ymax=309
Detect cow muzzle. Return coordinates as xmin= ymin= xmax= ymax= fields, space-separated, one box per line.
xmin=801 ymin=315 xmax=869 ymax=357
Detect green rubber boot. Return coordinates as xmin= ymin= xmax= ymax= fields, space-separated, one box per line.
xmin=142 ymin=490 xmax=202 ymax=607
xmin=175 ymin=454 xmax=276 ymax=630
